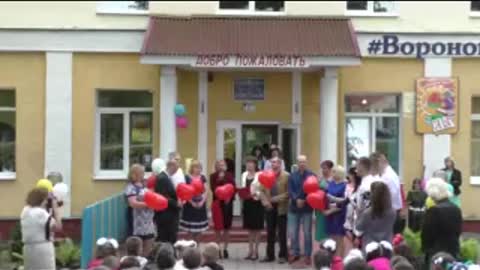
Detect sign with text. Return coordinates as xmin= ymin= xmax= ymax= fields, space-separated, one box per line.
xmin=234 ymin=78 xmax=265 ymax=101
xmin=195 ymin=54 xmax=307 ymax=68
xmin=416 ymin=78 xmax=458 ymax=134
xmin=365 ymin=34 xmax=480 ymax=58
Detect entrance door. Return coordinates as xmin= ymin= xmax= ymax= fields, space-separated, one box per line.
xmin=241 ymin=124 xmax=278 ymax=172
xmin=217 ymin=121 xmax=300 ymax=215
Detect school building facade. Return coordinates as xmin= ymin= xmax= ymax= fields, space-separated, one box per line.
xmin=1 ymin=1 xmax=480 ymax=230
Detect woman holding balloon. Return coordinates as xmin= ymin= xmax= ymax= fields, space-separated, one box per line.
xmin=179 ymin=160 xmax=209 ymax=243
xmin=124 ymin=164 xmax=156 ymax=256
xmin=239 ymin=156 xmax=264 ymax=261
xmin=210 ymin=159 xmax=236 ymax=259
xmin=314 ymin=160 xmax=334 ymax=243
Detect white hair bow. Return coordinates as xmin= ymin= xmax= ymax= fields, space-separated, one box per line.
xmin=322 ymin=239 xmax=337 ymax=252
xmin=380 ymin=241 xmax=393 ymax=251
xmin=174 ymin=239 xmax=197 ymax=249
xmin=96 ymin=237 xmax=119 ymax=249
xmin=365 ymin=242 xmax=380 ymax=255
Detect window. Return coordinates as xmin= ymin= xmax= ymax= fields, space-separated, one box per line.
xmin=472 ymin=1 xmax=480 ymax=12
xmin=96 ymin=90 xmax=153 ymax=178
xmin=97 ymin=1 xmax=149 ymax=14
xmin=218 ymin=1 xmax=285 ymax=14
xmin=0 ymin=90 xmax=15 ymax=179
xmin=345 ymin=94 xmax=401 ymax=173
xmin=471 ymin=97 xmax=480 ymax=182
xmin=346 ymin=1 xmax=396 ymax=16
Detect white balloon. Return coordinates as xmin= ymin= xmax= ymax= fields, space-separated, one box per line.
xmin=152 ymin=158 xmax=166 ymax=175
xmin=53 ymin=182 xmax=69 ymax=201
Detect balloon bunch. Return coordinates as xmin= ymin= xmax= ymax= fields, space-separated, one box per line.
xmin=36 ymin=178 xmax=69 ymax=209
xmin=302 ymin=175 xmax=327 ymax=210
xmin=176 ymin=177 xmax=205 ymax=201
xmin=175 ymin=104 xmax=188 ymax=128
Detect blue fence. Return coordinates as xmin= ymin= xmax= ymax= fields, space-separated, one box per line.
xmin=80 ymin=193 xmax=128 ymax=268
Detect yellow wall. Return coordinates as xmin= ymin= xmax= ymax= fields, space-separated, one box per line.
xmin=0 ymin=1 xmax=147 ymax=29
xmin=339 ymin=58 xmax=424 ymax=189
xmin=0 ymin=53 xmax=45 ymax=217
xmin=206 ymin=72 xmax=293 ymax=172
xmin=177 ymin=70 xmax=199 ymax=169
xmin=71 ymin=53 xmax=160 ymax=216
xmin=1 ymin=2 xmax=480 ymax=33
xmin=302 ymin=72 xmax=322 ymax=172
xmin=452 ymin=59 xmax=480 ymax=219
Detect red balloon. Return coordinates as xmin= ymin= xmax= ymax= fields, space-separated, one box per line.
xmin=215 ymin=184 xmax=235 ymax=201
xmin=303 ymin=175 xmax=319 ymax=194
xmin=146 ymin=175 xmax=156 ymax=190
xmin=190 ymin=177 xmax=205 ymax=195
xmin=224 ymin=183 xmax=235 ymax=198
xmin=259 ymin=170 xmax=276 ymax=189
xmin=306 ymin=190 xmax=326 ymax=210
xmin=176 ymin=183 xmax=195 ymax=201
xmin=144 ymin=191 xmax=168 ymax=211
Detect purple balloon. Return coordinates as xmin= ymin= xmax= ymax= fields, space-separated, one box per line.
xmin=176 ymin=116 xmax=188 ymax=128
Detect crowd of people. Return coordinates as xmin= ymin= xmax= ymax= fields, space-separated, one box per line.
xmin=18 ymin=144 xmax=470 ymax=270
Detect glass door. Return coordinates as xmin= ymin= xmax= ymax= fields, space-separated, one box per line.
xmin=241 ymin=124 xmax=278 ymax=172
xmin=216 ymin=121 xmax=242 ymax=215
xmin=345 ymin=117 xmax=372 ymax=169
xmin=279 ymin=125 xmax=300 ymax=173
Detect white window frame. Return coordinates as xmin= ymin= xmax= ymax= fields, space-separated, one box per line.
xmin=94 ymin=107 xmax=153 ymax=180
xmin=470 ymin=113 xmax=480 ymax=184
xmin=217 ymin=1 xmax=286 ymax=16
xmin=0 ymin=103 xmax=15 ymax=180
xmin=344 ymin=1 xmax=398 ymax=17
xmin=344 ymin=94 xmax=403 ymax=177
xmin=96 ymin=1 xmax=149 ymax=15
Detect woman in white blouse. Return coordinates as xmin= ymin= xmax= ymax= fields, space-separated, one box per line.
xmin=21 ymin=187 xmax=62 ymax=270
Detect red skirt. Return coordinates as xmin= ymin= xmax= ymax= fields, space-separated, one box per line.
xmin=211 ymin=200 xmax=233 ymax=230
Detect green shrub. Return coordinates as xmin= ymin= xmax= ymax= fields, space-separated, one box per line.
xmin=55 ymin=238 xmax=81 ymax=269
xmin=460 ymin=239 xmax=479 ymax=263
xmin=403 ymin=228 xmax=423 ymax=256
xmin=9 ymin=222 xmax=23 ymax=263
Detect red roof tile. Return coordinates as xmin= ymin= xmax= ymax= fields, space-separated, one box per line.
xmin=142 ymin=16 xmax=360 ymax=57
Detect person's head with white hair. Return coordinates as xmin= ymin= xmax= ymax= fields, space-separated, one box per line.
xmin=426 ymin=178 xmax=451 ymax=203
xmin=152 ymin=158 xmax=166 ymax=175
xmin=432 ymin=170 xmax=448 ymax=183
xmin=333 ymin=165 xmax=346 ymax=183
xmin=297 ymin=155 xmax=308 ymax=172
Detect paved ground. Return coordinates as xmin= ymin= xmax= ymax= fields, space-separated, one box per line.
xmin=218 ymin=243 xmax=311 ymax=270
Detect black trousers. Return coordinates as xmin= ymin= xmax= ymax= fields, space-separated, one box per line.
xmin=265 ymin=206 xmax=287 ymax=260
xmin=155 ymin=211 xmax=179 ymax=244
xmin=393 ymin=210 xmax=406 ymax=235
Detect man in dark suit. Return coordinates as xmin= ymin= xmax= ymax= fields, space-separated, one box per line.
xmin=154 ymin=158 xmax=182 ymax=244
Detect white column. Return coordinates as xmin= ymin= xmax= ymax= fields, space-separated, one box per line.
xmin=423 ymin=57 xmax=452 ymax=179
xmin=320 ymin=67 xmax=339 ymax=163
xmin=45 ymin=52 xmax=73 ymax=217
xmin=160 ymin=66 xmax=177 ymax=160
xmin=198 ymin=71 xmax=208 ymax=169
xmin=292 ymin=71 xmax=302 ymax=124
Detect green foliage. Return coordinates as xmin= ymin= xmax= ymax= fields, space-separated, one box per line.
xmin=403 ymin=228 xmax=423 ymax=256
xmin=460 ymin=239 xmax=479 ymax=263
xmin=55 ymin=238 xmax=81 ymax=268
xmin=9 ymin=222 xmax=23 ymax=263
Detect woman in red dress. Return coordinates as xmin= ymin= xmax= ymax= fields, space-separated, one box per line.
xmin=210 ymin=159 xmax=236 ymax=259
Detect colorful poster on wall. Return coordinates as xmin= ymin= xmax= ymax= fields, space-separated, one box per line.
xmin=416 ymin=77 xmax=458 ymax=134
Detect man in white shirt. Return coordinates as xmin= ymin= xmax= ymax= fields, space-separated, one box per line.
xmin=169 ymin=152 xmax=186 ymax=188
xmin=377 ymin=152 xmax=405 ymax=234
